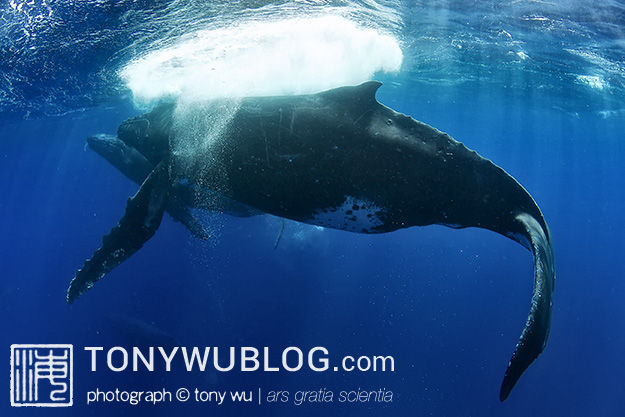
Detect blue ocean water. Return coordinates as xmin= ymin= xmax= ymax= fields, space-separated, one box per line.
xmin=1 ymin=1 xmax=624 ymax=416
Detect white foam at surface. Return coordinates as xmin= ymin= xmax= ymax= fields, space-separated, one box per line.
xmin=577 ymin=74 xmax=608 ymax=90
xmin=120 ymin=15 xmax=403 ymax=107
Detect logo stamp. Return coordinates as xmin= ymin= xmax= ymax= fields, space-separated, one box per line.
xmin=10 ymin=344 xmax=73 ymax=407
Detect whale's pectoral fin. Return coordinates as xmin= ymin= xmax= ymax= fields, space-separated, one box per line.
xmin=166 ymin=188 xmax=209 ymax=240
xmin=86 ymin=133 xmax=207 ymax=240
xmin=274 ymin=218 xmax=285 ymax=250
xmin=500 ymin=212 xmax=555 ymax=401
xmin=67 ymin=159 xmax=173 ymax=304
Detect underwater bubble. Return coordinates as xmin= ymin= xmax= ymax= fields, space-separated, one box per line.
xmin=120 ymin=15 xmax=403 ymax=107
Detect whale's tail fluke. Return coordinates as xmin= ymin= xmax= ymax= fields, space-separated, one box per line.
xmin=499 ymin=212 xmax=555 ymax=401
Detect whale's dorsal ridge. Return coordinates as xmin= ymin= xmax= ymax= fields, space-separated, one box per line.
xmin=356 ymin=80 xmax=383 ymax=96
xmin=319 ymin=80 xmax=382 ymax=105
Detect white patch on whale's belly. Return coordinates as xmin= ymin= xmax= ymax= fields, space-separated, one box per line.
xmin=308 ymin=196 xmax=385 ymax=233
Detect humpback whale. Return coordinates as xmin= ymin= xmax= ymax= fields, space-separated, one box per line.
xmin=69 ymin=81 xmax=555 ymax=401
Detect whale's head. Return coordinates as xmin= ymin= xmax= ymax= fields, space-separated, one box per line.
xmin=87 ymin=134 xmax=124 ymax=161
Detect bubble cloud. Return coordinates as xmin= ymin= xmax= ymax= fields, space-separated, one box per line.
xmin=120 ymin=15 xmax=403 ymax=106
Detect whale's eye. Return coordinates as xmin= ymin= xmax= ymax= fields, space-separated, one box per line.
xmin=386 ymin=119 xmax=393 ymax=125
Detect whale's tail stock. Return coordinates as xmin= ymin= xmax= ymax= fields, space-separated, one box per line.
xmin=499 ymin=212 xmax=555 ymax=401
